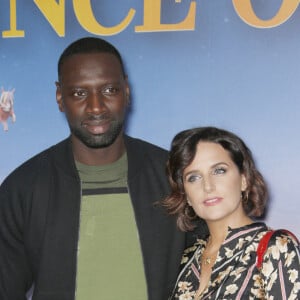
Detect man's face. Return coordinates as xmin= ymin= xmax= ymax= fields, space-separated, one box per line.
xmin=56 ymin=52 xmax=129 ymax=148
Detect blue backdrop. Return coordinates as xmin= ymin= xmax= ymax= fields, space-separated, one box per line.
xmin=1 ymin=0 xmax=299 ymax=237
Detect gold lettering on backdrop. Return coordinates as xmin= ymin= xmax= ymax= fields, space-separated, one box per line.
xmin=34 ymin=0 xmax=65 ymax=36
xmin=3 ymin=1 xmax=300 ymax=38
xmin=73 ymin=0 xmax=135 ymax=35
xmin=135 ymin=0 xmax=196 ymax=32
xmin=2 ymin=0 xmax=24 ymax=38
xmin=232 ymin=0 xmax=299 ymax=28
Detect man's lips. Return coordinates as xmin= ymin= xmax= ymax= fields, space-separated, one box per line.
xmin=203 ymin=197 xmax=223 ymax=206
xmin=82 ymin=116 xmax=111 ymax=134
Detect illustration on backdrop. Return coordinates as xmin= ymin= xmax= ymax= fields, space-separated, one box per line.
xmin=0 ymin=88 xmax=16 ymax=131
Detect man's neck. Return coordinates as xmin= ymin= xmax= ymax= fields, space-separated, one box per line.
xmin=71 ymin=134 xmax=126 ymax=166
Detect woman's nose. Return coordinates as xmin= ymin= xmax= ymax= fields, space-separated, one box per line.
xmin=203 ymin=177 xmax=215 ymax=193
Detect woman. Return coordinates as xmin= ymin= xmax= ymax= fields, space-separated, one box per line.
xmin=163 ymin=126 xmax=300 ymax=299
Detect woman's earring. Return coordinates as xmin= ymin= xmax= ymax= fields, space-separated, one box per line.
xmin=241 ymin=191 xmax=248 ymax=204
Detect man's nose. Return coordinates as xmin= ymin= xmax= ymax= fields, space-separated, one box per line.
xmin=86 ymin=92 xmax=107 ymax=114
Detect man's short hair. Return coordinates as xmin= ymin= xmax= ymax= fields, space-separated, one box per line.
xmin=57 ymin=37 xmax=126 ymax=81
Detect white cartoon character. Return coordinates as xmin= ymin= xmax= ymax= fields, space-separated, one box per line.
xmin=0 ymin=88 xmax=16 ymax=131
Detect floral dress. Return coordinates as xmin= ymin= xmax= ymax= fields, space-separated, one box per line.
xmin=169 ymin=222 xmax=300 ymax=300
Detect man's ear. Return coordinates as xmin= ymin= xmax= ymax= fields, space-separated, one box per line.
xmin=125 ymin=76 xmax=130 ymax=106
xmin=55 ymin=81 xmax=64 ymax=112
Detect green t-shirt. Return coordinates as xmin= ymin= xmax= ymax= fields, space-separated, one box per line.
xmin=75 ymin=154 xmax=147 ymax=300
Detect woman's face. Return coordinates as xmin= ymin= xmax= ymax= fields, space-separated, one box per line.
xmin=183 ymin=141 xmax=248 ymax=226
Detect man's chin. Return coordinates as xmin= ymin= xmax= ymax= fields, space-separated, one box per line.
xmin=71 ymin=123 xmax=123 ymax=149
xmin=83 ymin=140 xmax=114 ymax=149
xmin=76 ymin=132 xmax=120 ymax=149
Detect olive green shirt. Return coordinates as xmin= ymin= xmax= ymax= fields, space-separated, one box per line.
xmin=75 ymin=154 xmax=147 ymax=299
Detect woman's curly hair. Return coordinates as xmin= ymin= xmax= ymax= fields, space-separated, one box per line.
xmin=162 ymin=127 xmax=268 ymax=232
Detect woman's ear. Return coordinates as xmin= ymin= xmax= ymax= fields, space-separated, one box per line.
xmin=187 ymin=198 xmax=192 ymax=206
xmin=241 ymin=174 xmax=247 ymax=192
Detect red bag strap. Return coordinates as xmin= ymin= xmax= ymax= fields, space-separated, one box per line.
xmin=256 ymin=230 xmax=274 ymax=269
xmin=256 ymin=229 xmax=299 ymax=269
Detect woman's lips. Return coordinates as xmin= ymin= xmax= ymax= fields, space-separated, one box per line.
xmin=203 ymin=197 xmax=223 ymax=206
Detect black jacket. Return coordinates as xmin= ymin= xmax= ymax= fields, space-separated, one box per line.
xmin=0 ymin=136 xmax=187 ymax=300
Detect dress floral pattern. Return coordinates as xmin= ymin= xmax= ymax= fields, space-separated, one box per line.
xmin=169 ymin=222 xmax=300 ymax=300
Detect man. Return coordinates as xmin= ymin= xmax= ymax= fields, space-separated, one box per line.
xmin=0 ymin=37 xmax=189 ymax=300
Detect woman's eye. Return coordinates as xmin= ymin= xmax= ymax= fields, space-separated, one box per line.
xmin=213 ymin=167 xmax=226 ymax=175
xmin=186 ymin=174 xmax=201 ymax=183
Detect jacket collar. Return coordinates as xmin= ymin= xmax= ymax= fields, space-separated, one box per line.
xmin=50 ymin=135 xmax=142 ymax=181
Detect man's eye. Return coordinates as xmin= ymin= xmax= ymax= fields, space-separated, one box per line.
xmin=73 ymin=90 xmax=87 ymax=97
xmin=102 ymin=86 xmax=119 ymax=94
xmin=213 ymin=167 xmax=226 ymax=175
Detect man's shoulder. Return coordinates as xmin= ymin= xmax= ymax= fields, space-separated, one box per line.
xmin=18 ymin=138 xmax=68 ymax=167
xmin=1 ymin=138 xmax=70 ymax=186
xmin=124 ymin=135 xmax=168 ymax=156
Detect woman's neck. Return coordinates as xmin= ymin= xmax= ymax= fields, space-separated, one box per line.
xmin=206 ymin=216 xmax=253 ymax=249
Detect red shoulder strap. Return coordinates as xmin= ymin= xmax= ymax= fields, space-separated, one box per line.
xmin=256 ymin=229 xmax=299 ymax=269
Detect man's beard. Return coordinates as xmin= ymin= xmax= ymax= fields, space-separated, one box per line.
xmin=69 ymin=118 xmax=124 ymax=148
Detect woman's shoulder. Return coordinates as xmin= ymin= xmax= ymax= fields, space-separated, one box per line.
xmin=259 ymin=228 xmax=300 ymax=273
xmin=180 ymin=238 xmax=206 ymax=265
xmin=266 ymin=229 xmax=300 ymax=251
